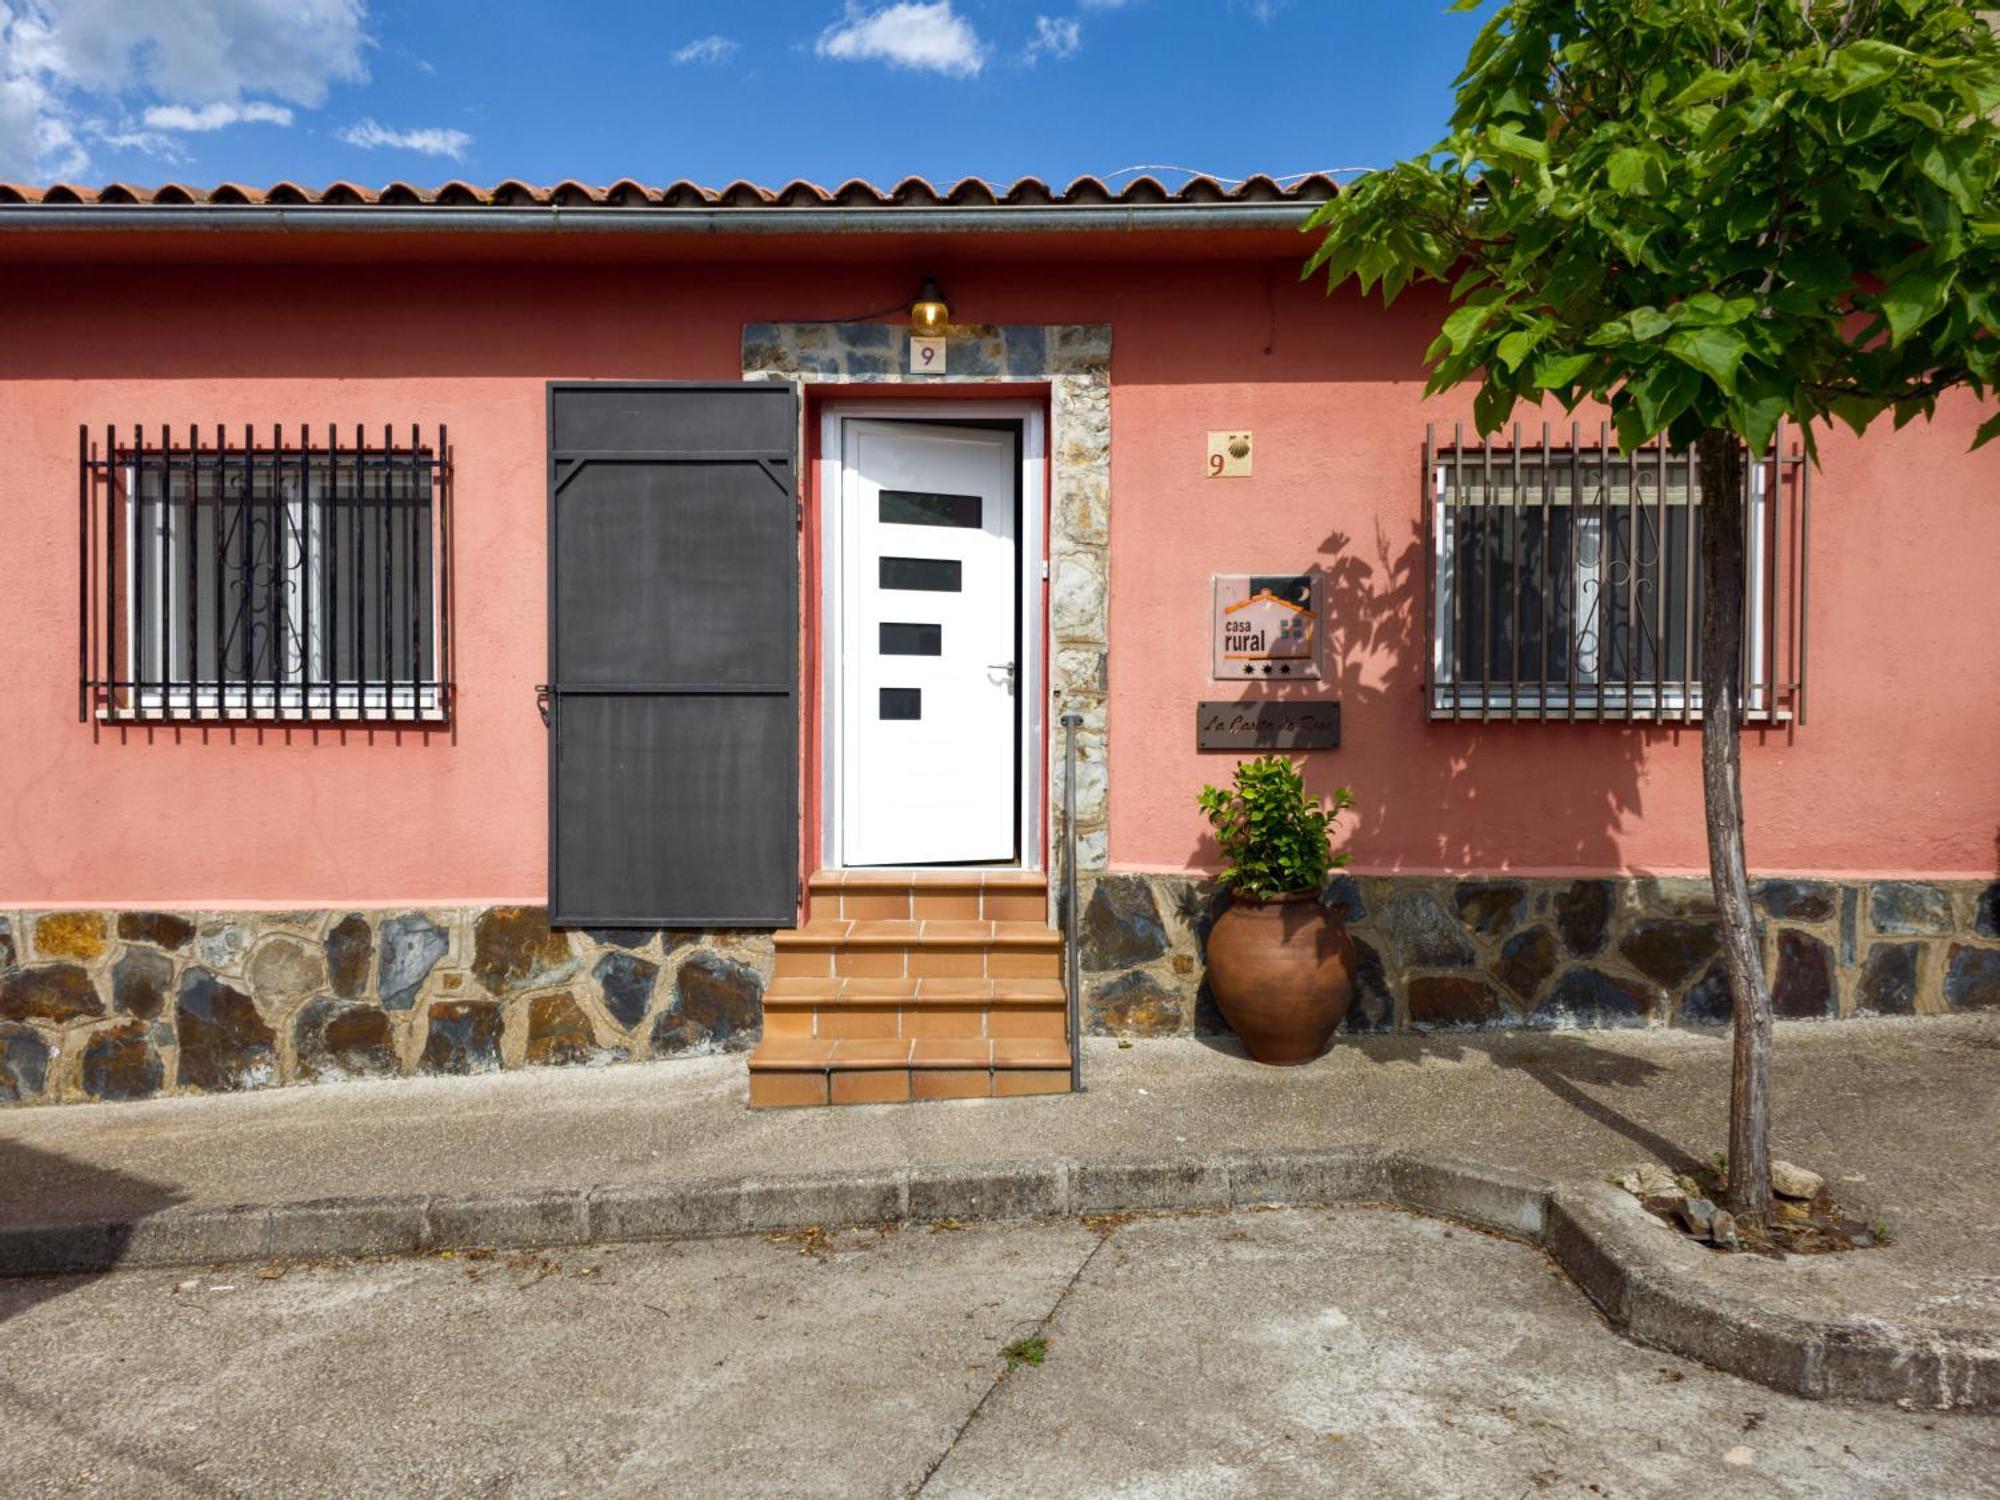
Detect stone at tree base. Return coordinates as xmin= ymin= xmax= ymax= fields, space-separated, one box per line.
xmin=1709 ymin=1208 xmax=1740 ymax=1251
xmin=1772 ymin=931 xmax=1836 ymax=1019
xmin=246 ymin=936 xmax=326 ymax=1006
xmin=1530 ymin=968 xmax=1656 ymax=1028
xmin=323 ymin=915 xmax=373 ymax=1000
xmin=1771 ymin=1160 xmax=1825 ymax=1201
xmin=650 ymin=952 xmax=763 ymax=1055
xmin=33 ymin=911 xmax=108 ymax=962
xmin=1855 ymin=944 xmax=1918 ymax=1016
xmin=0 ymin=917 xmax=15 ymax=970
xmin=1087 ymin=970 xmax=1185 ymax=1037
xmin=115 ymin=911 xmax=196 ymax=951
xmin=80 ymin=1020 xmax=163 ymax=1101
xmin=1492 ymin=926 xmax=1557 ymax=1005
xmin=1080 ymin=876 xmax=1168 ymax=970
xmin=1 ymin=963 xmax=105 ymax=1024
xmin=1554 ymin=881 xmax=1614 ymax=957
xmin=1380 ymin=891 xmax=1477 ymax=969
xmin=1617 ymin=919 xmax=1721 ymax=989
xmin=593 ymin=952 xmax=659 ymax=1030
xmin=472 ymin=908 xmax=579 ymax=996
xmin=1406 ymin=975 xmax=1505 ymax=1029
xmin=175 ymin=970 xmax=278 ymax=1092
xmin=1675 ymin=1196 xmax=1716 ymax=1237
xmin=293 ymin=997 xmax=399 ymax=1083
xmin=1615 ymin=1163 xmax=1683 ymax=1200
xmin=420 ymin=1001 xmax=503 ymax=1075
xmin=524 ymin=991 xmax=619 ymax=1067
xmin=1869 ymin=882 xmax=1952 ymax=937
xmin=111 ymin=947 xmax=174 ymax=1020
xmin=1943 ymin=945 xmax=2000 ymax=1011
xmin=0 ymin=1022 xmax=51 ymax=1103
xmin=1453 ymin=880 xmax=1528 ymax=937
xmin=376 ymin=913 xmax=449 ymax=1010
xmin=1753 ymin=879 xmax=1837 ymax=923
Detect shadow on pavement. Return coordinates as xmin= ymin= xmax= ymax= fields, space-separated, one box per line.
xmin=0 ymin=1139 xmax=186 ymax=1322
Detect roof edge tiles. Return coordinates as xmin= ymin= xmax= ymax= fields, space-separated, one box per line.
xmin=0 ymin=173 xmax=1344 ymax=232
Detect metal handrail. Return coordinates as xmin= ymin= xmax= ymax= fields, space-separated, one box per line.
xmin=1061 ymin=711 xmax=1084 ymax=1092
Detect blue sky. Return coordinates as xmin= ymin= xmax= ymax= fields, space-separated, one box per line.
xmin=0 ymin=1 xmax=1492 ymax=189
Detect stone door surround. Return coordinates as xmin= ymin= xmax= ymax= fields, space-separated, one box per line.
xmin=742 ymin=322 xmax=1112 ymax=874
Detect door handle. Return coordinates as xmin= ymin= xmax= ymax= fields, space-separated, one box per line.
xmin=987 ymin=661 xmax=1017 ymax=692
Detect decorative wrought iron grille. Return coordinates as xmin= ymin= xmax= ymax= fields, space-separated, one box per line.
xmin=1424 ymin=422 xmax=1809 ymax=724
xmin=79 ymin=425 xmax=453 ymax=723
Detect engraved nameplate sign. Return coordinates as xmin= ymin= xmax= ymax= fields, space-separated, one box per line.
xmin=1196 ymin=700 xmax=1341 ymax=751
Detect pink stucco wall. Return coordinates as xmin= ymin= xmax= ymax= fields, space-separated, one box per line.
xmin=2 ymin=240 xmax=1996 ymax=904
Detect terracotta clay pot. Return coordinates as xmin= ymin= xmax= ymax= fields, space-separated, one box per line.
xmin=1203 ymin=892 xmax=1356 ymax=1065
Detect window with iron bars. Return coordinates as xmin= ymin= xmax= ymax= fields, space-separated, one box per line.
xmin=1424 ymin=422 xmax=1809 ymax=724
xmin=79 ymin=425 xmax=453 ymax=723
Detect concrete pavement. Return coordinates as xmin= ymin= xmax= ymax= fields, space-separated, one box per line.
xmin=4 ymin=1016 xmax=1998 ymax=1353
xmin=2 ymin=1206 xmax=1994 ymax=1499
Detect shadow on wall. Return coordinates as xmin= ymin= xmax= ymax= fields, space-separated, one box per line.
xmin=1185 ymin=518 xmax=1672 ymax=875
xmin=0 ymin=1138 xmax=185 ymax=1322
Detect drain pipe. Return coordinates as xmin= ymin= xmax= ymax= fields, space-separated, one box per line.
xmin=1060 ymin=711 xmax=1085 ymax=1093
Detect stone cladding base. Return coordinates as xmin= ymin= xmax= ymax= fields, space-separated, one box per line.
xmin=1077 ymin=873 xmax=2000 ymax=1037
xmin=2 ymin=875 xmax=1994 ymax=1106
xmin=0 ymin=907 xmax=769 ymax=1106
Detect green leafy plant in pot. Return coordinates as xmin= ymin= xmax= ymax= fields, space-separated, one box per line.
xmin=1197 ymin=755 xmax=1357 ymax=1065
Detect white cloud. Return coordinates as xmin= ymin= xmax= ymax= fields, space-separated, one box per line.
xmin=143 ymin=99 xmax=291 ymax=131
xmin=336 ymin=116 xmax=470 ymax=161
xmin=1 ymin=0 xmax=366 ymax=180
xmin=86 ymin=117 xmax=182 ymax=159
xmin=816 ymin=2 xmax=984 ymax=79
xmin=1023 ymin=15 xmax=1079 ymax=63
xmin=1230 ymin=0 xmax=1292 ymax=19
xmin=672 ymin=34 xmax=736 ymax=66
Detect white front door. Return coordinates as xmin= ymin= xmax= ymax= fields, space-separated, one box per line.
xmin=839 ymin=419 xmax=1018 ymax=867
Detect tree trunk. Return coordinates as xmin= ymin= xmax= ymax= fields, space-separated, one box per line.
xmin=1695 ymin=427 xmax=1773 ymax=1224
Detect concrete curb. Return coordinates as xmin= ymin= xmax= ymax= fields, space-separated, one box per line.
xmin=3 ymin=1145 xmax=1993 ymax=1412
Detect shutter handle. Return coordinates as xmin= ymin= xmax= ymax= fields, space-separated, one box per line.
xmin=987 ymin=661 xmax=1016 ymax=692
xmin=535 ymin=684 xmax=553 ymax=727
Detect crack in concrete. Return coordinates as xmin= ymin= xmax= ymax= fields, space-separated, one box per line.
xmin=909 ymin=1227 xmax=1115 ymax=1497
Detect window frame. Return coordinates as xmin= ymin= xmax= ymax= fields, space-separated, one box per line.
xmin=1423 ymin=425 xmax=1809 ymax=726
xmin=81 ymin=426 xmax=453 ymax=726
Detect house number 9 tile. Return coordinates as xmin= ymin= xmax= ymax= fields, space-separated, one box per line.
xmin=1207 ymin=430 xmax=1252 ymax=477
xmin=909 ymin=336 xmax=947 ymax=375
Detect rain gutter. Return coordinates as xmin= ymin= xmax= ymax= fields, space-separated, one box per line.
xmin=0 ymin=202 xmax=1318 ymax=235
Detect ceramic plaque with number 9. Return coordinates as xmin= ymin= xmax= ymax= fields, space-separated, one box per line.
xmin=1207 ymin=430 xmax=1253 ymax=477
xmin=909 ymin=336 xmax=948 ymax=375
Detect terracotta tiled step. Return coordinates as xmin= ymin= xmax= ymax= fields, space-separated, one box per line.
xmin=772 ymin=920 xmax=1061 ymax=980
xmin=807 ymin=869 xmax=1049 ymax=924
xmin=761 ymin=976 xmax=1067 ymax=1042
xmin=745 ymin=1036 xmax=1071 ymax=1109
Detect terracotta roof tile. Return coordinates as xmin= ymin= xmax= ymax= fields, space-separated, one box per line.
xmin=0 ymin=172 xmax=1338 ymax=214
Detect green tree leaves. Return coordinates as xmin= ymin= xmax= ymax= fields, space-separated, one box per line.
xmin=1665 ymin=326 xmax=1750 ymax=395
xmin=1301 ymin=0 xmax=2000 ymax=453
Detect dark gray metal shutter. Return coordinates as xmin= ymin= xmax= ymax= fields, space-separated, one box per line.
xmin=546 ymin=382 xmax=799 ymax=927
